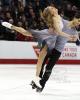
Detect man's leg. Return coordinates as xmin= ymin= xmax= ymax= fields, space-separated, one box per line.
xmin=39 ymin=49 xmax=61 ymax=92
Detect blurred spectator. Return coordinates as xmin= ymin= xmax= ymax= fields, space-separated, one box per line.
xmin=0 ymin=0 xmax=80 ymax=41
xmin=17 ymin=21 xmax=23 ymax=27
xmin=1 ymin=0 xmax=11 ymax=6
xmin=5 ymin=12 xmax=12 ymax=21
xmin=34 ymin=0 xmax=43 ymax=16
xmin=28 ymin=7 xmax=38 ymax=29
xmin=63 ymin=3 xmax=75 ymax=20
xmin=18 ymin=0 xmax=26 ymax=7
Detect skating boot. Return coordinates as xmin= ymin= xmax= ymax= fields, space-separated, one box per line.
xmin=36 ymin=86 xmax=43 ymax=93
xmin=30 ymin=77 xmax=42 ymax=89
xmin=30 ymin=80 xmax=37 ymax=89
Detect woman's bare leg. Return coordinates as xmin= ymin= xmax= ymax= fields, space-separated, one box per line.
xmin=1 ymin=22 xmax=32 ymax=37
xmin=10 ymin=24 xmax=48 ymax=76
xmin=11 ymin=25 xmax=32 ymax=37
xmin=36 ymin=45 xmax=47 ymax=77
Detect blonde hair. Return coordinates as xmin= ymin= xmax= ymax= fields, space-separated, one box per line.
xmin=42 ymin=7 xmax=54 ymax=28
xmin=68 ymin=18 xmax=80 ymax=27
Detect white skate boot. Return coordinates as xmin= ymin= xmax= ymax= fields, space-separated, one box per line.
xmin=1 ymin=22 xmax=12 ymax=29
xmin=30 ymin=76 xmax=42 ymax=90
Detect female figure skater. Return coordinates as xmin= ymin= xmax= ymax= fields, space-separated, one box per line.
xmin=1 ymin=6 xmax=80 ymax=92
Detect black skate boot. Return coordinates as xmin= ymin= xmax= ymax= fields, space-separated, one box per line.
xmin=36 ymin=86 xmax=44 ymax=93
xmin=36 ymin=80 xmax=45 ymax=93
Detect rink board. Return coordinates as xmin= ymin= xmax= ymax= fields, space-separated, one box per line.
xmin=0 ymin=41 xmax=80 ymax=64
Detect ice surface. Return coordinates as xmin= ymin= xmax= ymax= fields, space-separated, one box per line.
xmin=0 ymin=64 xmax=80 ymax=100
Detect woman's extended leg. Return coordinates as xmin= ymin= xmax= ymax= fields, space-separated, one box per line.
xmin=36 ymin=45 xmax=47 ymax=77
xmin=11 ymin=25 xmax=32 ymax=37
xmin=30 ymin=44 xmax=48 ymax=89
xmin=1 ymin=22 xmax=32 ymax=37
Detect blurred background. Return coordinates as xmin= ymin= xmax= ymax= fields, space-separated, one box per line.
xmin=0 ymin=0 xmax=80 ymax=41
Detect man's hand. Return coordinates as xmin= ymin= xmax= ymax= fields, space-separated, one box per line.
xmin=69 ymin=35 xmax=78 ymax=42
xmin=76 ymin=39 xmax=80 ymax=46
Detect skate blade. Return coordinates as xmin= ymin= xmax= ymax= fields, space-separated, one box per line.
xmin=30 ymin=81 xmax=37 ymax=89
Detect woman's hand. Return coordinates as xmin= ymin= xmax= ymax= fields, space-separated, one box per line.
xmin=68 ymin=18 xmax=80 ymax=28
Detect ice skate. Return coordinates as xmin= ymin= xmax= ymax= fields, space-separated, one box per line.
xmin=36 ymin=86 xmax=43 ymax=93
xmin=36 ymin=81 xmax=45 ymax=93
xmin=30 ymin=80 xmax=43 ymax=93
xmin=1 ymin=22 xmax=13 ymax=29
xmin=30 ymin=77 xmax=42 ymax=90
xmin=30 ymin=80 xmax=37 ymax=89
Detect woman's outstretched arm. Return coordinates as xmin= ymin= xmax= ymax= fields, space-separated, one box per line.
xmin=52 ymin=17 xmax=78 ymax=41
xmin=68 ymin=18 xmax=80 ymax=28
